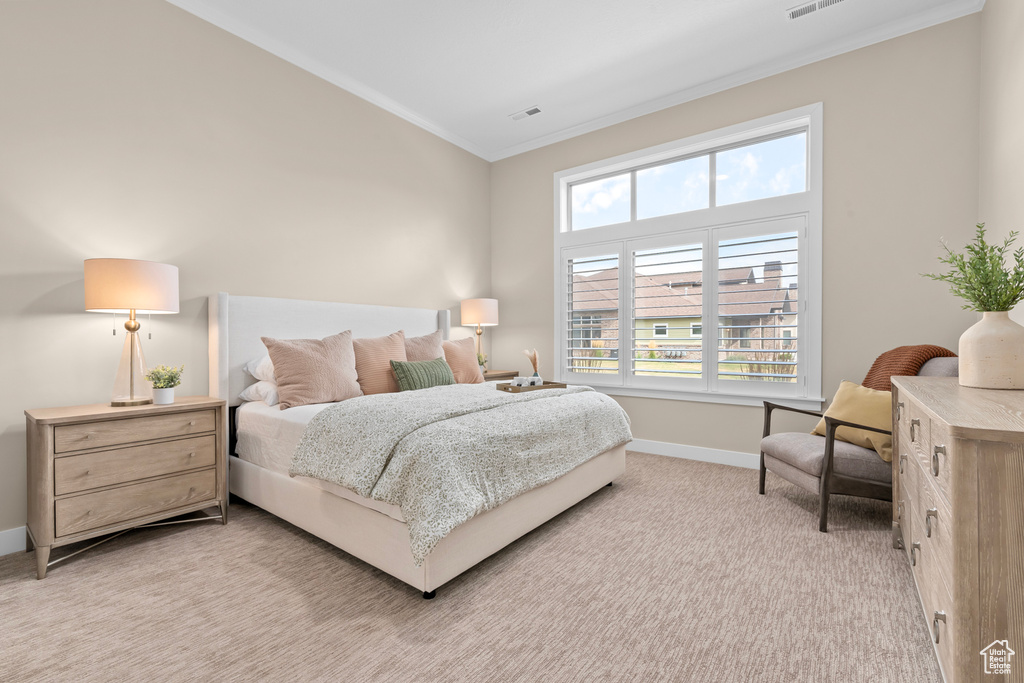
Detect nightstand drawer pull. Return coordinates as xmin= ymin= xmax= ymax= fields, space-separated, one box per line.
xmin=898 ymin=453 xmax=906 ymax=475
xmin=54 ymin=410 xmax=216 ymax=453
xmin=897 ymin=402 xmax=904 ymax=421
xmin=932 ymin=445 xmax=945 ymax=477
xmin=54 ymin=435 xmax=217 ymax=495
xmin=933 ymin=611 xmax=946 ymax=644
xmin=911 ymin=542 xmax=921 ymax=566
xmin=926 ymin=508 xmax=938 ymax=537
xmin=910 ymin=418 xmax=920 ymax=442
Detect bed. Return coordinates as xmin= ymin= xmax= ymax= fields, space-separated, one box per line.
xmin=208 ymin=292 xmax=628 ymax=598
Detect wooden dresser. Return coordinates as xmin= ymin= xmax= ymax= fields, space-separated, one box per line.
xmin=891 ymin=376 xmax=1023 ymax=682
xmin=25 ymin=397 xmax=227 ymax=579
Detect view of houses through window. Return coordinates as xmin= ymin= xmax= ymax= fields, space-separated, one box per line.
xmin=567 ymin=232 xmax=798 ymax=382
xmin=556 ymin=106 xmax=820 ymax=403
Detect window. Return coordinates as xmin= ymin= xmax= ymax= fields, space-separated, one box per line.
xmin=554 ymin=105 xmax=822 ymax=408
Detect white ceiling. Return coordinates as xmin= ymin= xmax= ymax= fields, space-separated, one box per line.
xmin=166 ymin=0 xmax=985 ymax=161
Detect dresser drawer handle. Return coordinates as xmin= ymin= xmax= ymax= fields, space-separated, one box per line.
xmin=897 ymin=402 xmax=904 ymax=421
xmin=925 ymin=508 xmax=938 ymax=537
xmin=898 ymin=453 xmax=906 ymax=475
xmin=188 ymin=487 xmax=196 ymax=497
xmin=189 ymin=421 xmax=196 ymax=427
xmin=932 ymin=445 xmax=944 ymax=476
xmin=897 ymin=500 xmax=904 ymax=521
xmin=933 ymin=610 xmax=946 ymax=643
xmin=910 ymin=418 xmax=920 ymax=442
xmin=188 ymin=452 xmax=195 ymax=458
xmin=910 ymin=542 xmax=921 ymax=566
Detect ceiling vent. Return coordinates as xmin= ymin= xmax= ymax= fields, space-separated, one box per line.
xmin=787 ymin=0 xmax=846 ymax=20
xmin=509 ymin=106 xmax=541 ymax=122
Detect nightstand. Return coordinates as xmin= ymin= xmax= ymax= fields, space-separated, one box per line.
xmin=25 ymin=396 xmax=227 ymax=579
xmin=483 ymin=370 xmax=518 ymax=381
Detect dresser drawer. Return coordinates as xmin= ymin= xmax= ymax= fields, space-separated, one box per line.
xmin=918 ymin=556 xmax=958 ymax=682
xmin=54 ymin=410 xmax=216 ymax=453
xmin=899 ymin=446 xmax=922 ymax=514
xmin=909 ymin=500 xmax=957 ymax=682
xmin=54 ymin=469 xmax=216 ymax=537
xmin=53 ymin=435 xmax=217 ymax=495
xmin=916 ymin=476 xmax=954 ymax=595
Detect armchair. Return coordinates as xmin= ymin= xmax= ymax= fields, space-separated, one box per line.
xmin=759 ymin=354 xmax=958 ymax=532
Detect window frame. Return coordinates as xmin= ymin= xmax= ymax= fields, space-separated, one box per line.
xmin=552 ymin=104 xmax=823 ymax=409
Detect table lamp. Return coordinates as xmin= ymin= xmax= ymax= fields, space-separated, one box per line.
xmin=85 ymin=259 xmax=179 ymax=406
xmin=461 ymin=298 xmax=499 ymax=360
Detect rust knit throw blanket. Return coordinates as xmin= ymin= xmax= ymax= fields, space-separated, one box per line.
xmin=861 ymin=345 xmax=957 ymax=391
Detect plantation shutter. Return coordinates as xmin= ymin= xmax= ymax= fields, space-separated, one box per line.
xmin=566 ymin=255 xmax=619 ymax=375
xmin=716 ymin=231 xmax=800 ymax=383
xmin=631 ymin=243 xmax=703 ymax=379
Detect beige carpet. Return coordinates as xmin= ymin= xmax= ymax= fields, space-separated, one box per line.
xmin=0 ymin=452 xmax=939 ymax=682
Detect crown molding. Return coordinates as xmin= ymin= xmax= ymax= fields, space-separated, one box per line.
xmin=164 ymin=0 xmax=491 ymax=160
xmin=488 ymin=0 xmax=986 ymax=160
xmin=166 ymin=0 xmax=985 ymax=163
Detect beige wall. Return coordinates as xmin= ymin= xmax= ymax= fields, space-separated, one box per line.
xmin=979 ymin=0 xmax=1024 ymax=327
xmin=1 ymin=4 xmax=1010 ymax=538
xmin=0 ymin=1 xmax=490 ymax=533
xmin=490 ymin=16 xmax=982 ymax=453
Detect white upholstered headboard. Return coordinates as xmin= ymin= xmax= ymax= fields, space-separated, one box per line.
xmin=208 ymin=293 xmax=451 ymax=407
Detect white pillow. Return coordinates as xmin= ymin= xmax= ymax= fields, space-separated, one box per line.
xmin=238 ymin=380 xmax=279 ymax=406
xmin=245 ymin=355 xmax=276 ymax=382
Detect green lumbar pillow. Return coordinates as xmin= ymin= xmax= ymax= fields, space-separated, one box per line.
xmin=390 ymin=357 xmax=456 ymax=392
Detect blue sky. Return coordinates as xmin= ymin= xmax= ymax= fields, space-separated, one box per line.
xmin=571 ymin=132 xmax=806 ymax=230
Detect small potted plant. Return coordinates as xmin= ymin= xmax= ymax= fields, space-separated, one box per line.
xmin=925 ymin=224 xmax=1024 ymax=388
xmin=146 ymin=364 xmax=184 ymax=405
xmin=477 ymin=352 xmax=488 ymax=374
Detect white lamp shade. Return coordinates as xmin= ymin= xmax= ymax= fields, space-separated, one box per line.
xmin=84 ymin=259 xmax=180 ymax=314
xmin=461 ymin=298 xmax=498 ymax=327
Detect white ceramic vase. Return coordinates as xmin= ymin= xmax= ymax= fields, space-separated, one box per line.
xmin=152 ymin=387 xmax=175 ymax=405
xmin=958 ymin=311 xmax=1024 ymax=389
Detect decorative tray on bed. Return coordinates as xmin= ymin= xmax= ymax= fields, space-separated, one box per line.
xmin=496 ymin=381 xmax=568 ymax=393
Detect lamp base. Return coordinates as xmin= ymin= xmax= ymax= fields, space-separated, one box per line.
xmin=111 ymin=328 xmax=153 ymax=407
xmin=111 ymin=397 xmax=152 ymax=407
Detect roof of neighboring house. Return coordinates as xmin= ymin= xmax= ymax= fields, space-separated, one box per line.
xmin=571 ymin=264 xmax=798 ymax=318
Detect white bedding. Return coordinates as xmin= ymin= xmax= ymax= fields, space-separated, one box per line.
xmin=235 ymin=401 xmax=406 ymax=522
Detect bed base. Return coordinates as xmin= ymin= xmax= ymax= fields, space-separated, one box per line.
xmin=228 ymin=444 xmax=626 ymax=596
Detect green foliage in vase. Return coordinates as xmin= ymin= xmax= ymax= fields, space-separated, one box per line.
xmin=924 ymin=224 xmax=1024 ymax=312
xmin=146 ymin=364 xmax=184 ymax=389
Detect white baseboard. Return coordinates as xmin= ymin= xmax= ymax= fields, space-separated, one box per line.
xmin=629 ymin=438 xmax=759 ymax=470
xmin=0 ymin=526 xmax=26 ymax=557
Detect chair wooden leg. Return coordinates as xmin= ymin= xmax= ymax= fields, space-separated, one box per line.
xmin=818 ymin=484 xmax=830 ymax=532
xmin=758 ymin=452 xmax=766 ymax=495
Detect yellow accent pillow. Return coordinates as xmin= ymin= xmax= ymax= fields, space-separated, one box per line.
xmin=812 ymin=380 xmax=893 ymax=462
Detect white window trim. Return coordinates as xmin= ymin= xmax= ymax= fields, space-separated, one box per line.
xmin=553 ymin=104 xmax=824 ymax=410
xmin=653 ymin=323 xmax=668 ymax=337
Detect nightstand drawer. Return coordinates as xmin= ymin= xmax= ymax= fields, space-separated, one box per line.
xmin=54 ymin=435 xmax=217 ymax=495
xmin=54 ymin=410 xmax=216 ymax=453
xmin=55 ymin=469 xmax=216 ymax=537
